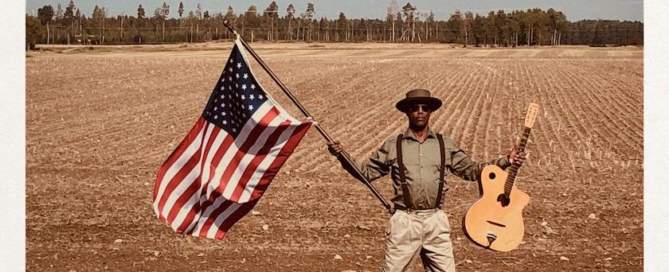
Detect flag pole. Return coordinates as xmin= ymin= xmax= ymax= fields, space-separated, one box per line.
xmin=222 ymin=20 xmax=393 ymax=214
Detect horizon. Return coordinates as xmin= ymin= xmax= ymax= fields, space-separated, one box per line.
xmin=26 ymin=0 xmax=644 ymax=22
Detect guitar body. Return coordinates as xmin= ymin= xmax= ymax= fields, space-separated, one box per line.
xmin=464 ymin=164 xmax=530 ymax=252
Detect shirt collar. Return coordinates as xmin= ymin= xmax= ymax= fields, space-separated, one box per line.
xmin=403 ymin=127 xmax=437 ymax=142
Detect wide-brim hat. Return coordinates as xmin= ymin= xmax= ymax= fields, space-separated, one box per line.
xmin=395 ymin=89 xmax=442 ymax=113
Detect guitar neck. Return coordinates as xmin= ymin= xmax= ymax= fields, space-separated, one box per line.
xmin=504 ymin=127 xmax=531 ymax=196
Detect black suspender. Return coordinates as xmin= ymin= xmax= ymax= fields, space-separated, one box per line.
xmin=435 ymin=134 xmax=447 ymax=209
xmin=396 ymin=134 xmax=414 ymax=210
xmin=395 ymin=133 xmax=447 ymax=210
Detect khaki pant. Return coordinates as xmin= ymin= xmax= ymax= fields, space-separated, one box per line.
xmin=381 ymin=209 xmax=456 ymax=272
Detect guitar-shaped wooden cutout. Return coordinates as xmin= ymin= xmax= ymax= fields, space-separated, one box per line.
xmin=463 ymin=103 xmax=539 ymax=252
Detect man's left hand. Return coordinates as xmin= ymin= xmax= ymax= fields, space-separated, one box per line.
xmin=509 ymin=146 xmax=529 ymax=166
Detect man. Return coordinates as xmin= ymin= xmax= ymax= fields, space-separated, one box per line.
xmin=327 ymin=89 xmax=527 ymax=272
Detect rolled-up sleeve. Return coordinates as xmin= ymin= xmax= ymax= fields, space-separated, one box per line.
xmin=337 ymin=139 xmax=394 ymax=183
xmin=449 ymin=149 xmax=511 ymax=182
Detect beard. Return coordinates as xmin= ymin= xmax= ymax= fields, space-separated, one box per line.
xmin=409 ymin=118 xmax=428 ymax=131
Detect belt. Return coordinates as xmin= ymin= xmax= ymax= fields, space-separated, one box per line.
xmin=395 ymin=206 xmax=439 ymax=214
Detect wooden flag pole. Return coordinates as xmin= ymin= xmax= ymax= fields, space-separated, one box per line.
xmin=222 ymin=20 xmax=393 ymax=213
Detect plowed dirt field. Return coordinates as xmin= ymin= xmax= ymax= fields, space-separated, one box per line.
xmin=27 ymin=43 xmax=643 ymax=271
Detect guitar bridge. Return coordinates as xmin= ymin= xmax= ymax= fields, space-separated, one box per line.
xmin=486 ymin=232 xmax=498 ymax=247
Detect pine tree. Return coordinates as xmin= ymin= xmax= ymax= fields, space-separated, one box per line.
xmin=37 ymin=5 xmax=54 ymax=44
xmin=304 ymin=3 xmax=315 ymax=41
xmin=286 ymin=4 xmax=295 ymax=40
xmin=137 ymin=4 xmax=145 ymax=20
xmin=264 ymin=1 xmax=279 ymax=41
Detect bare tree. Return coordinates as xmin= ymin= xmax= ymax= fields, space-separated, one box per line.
xmin=387 ymin=0 xmax=400 ymax=42
xmin=195 ymin=3 xmax=203 ymax=20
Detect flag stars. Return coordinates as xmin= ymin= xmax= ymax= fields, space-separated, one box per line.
xmin=203 ymin=47 xmax=272 ymax=136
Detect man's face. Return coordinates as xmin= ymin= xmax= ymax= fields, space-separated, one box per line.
xmin=406 ymin=103 xmax=432 ymax=130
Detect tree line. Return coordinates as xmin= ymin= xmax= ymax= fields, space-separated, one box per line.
xmin=26 ymin=0 xmax=643 ymax=49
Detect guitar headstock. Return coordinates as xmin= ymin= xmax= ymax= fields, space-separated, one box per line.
xmin=524 ymin=103 xmax=540 ymax=128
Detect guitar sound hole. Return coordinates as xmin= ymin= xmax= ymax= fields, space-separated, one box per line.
xmin=489 ymin=172 xmax=496 ymax=180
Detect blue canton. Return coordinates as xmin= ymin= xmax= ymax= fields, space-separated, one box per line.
xmin=203 ymin=44 xmax=268 ymax=137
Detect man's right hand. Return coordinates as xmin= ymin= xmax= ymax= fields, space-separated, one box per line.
xmin=327 ymin=141 xmax=344 ymax=156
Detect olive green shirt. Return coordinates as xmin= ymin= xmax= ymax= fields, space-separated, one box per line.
xmin=340 ymin=128 xmax=511 ymax=210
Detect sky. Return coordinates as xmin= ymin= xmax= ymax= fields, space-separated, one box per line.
xmin=26 ymin=0 xmax=643 ymax=22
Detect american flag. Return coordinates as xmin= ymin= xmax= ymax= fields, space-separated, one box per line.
xmin=152 ymin=40 xmax=312 ymax=240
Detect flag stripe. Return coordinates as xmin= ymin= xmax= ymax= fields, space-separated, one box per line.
xmin=229 ymin=119 xmax=293 ymax=202
xmin=174 ymin=189 xmax=203 ymax=233
xmin=196 ymin=195 xmax=234 ymax=237
xmin=220 ymin=116 xmax=288 ymax=201
xmin=156 ymin=149 xmax=201 ymax=219
xmin=201 ymin=134 xmax=234 ymax=193
xmin=197 ymin=117 xmax=291 ymax=234
xmin=214 ymin=199 xmax=260 ymax=240
xmin=238 ymin=121 xmax=311 ymax=203
xmin=213 ymin=106 xmax=280 ymax=199
xmin=153 ymin=118 xmax=206 ymax=201
xmin=157 ymin=123 xmax=214 ymax=218
xmin=153 ymin=118 xmax=206 ymax=214
xmin=198 ymin=126 xmax=223 ymax=191
xmin=249 ymin=121 xmax=312 ymax=200
xmin=205 ymin=101 xmax=274 ymax=199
